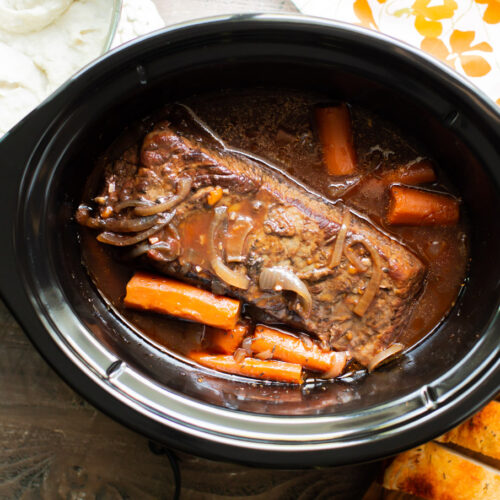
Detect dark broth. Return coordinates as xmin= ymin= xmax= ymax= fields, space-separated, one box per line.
xmin=81 ymin=89 xmax=469 ymax=371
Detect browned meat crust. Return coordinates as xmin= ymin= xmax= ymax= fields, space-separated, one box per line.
xmin=79 ymin=115 xmax=426 ymax=367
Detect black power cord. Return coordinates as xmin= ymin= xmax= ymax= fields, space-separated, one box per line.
xmin=148 ymin=441 xmax=181 ymax=500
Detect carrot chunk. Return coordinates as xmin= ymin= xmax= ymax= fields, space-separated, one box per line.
xmin=124 ymin=271 xmax=240 ymax=329
xmin=387 ymin=185 xmax=459 ymax=226
xmin=381 ymin=160 xmax=436 ymax=186
xmin=189 ymin=352 xmax=303 ymax=384
xmin=205 ymin=322 xmax=250 ymax=354
xmin=315 ymin=104 xmax=357 ymax=176
xmin=207 ymin=185 xmax=223 ymax=206
xmin=251 ymin=325 xmax=348 ymax=376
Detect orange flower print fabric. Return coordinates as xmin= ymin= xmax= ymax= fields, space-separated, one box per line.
xmin=422 ymin=29 xmax=493 ymax=76
xmin=412 ymin=0 xmax=458 ymax=38
xmin=353 ymin=0 xmax=379 ymax=29
xmin=475 ymin=0 xmax=500 ymax=24
xmin=293 ymin=0 xmax=500 ymax=106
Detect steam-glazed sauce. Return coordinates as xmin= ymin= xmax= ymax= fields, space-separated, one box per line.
xmin=80 ymin=89 xmax=469 ymax=372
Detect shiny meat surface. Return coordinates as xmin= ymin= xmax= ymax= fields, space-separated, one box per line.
xmin=77 ymin=111 xmax=426 ymax=367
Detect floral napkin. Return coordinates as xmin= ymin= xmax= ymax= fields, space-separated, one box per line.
xmin=292 ymin=0 xmax=500 ymax=105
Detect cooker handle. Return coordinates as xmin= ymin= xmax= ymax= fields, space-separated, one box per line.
xmin=0 ymin=120 xmax=42 ymax=300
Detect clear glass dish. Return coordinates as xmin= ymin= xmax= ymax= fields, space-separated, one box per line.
xmin=102 ymin=0 xmax=123 ymax=53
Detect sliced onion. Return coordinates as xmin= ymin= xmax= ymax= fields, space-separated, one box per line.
xmin=233 ymin=348 xmax=248 ymax=364
xmin=344 ymin=242 xmax=369 ymax=272
xmin=209 ymin=206 xmax=250 ymax=290
xmin=259 ymin=267 xmax=312 ymax=318
xmin=322 ymin=351 xmax=349 ymax=379
xmin=210 ymin=244 xmax=251 ymax=289
xmin=226 ymin=216 xmax=253 ymax=263
xmin=135 ymin=177 xmax=192 ymax=216
xmin=96 ymin=212 xmax=174 ymax=247
xmin=114 ymin=199 xmax=154 ymax=212
xmin=255 ymin=349 xmax=273 ymax=360
xmin=151 ymin=240 xmax=177 ymax=251
xmin=75 ymin=204 xmax=159 ymax=232
xmin=148 ymin=240 xmax=180 ymax=262
xmin=367 ymin=343 xmax=404 ymax=372
xmin=168 ymin=224 xmax=180 ymax=241
xmin=353 ymin=238 xmax=383 ymax=316
xmin=241 ymin=336 xmax=253 ymax=355
xmin=85 ymin=214 xmax=158 ymax=233
xmin=328 ymin=209 xmax=351 ymax=268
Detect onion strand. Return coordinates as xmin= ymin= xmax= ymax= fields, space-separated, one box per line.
xmin=76 ymin=205 xmax=158 ymax=232
xmin=353 ymin=238 xmax=383 ymax=316
xmin=259 ymin=267 xmax=313 ymax=318
xmin=226 ymin=216 xmax=253 ymax=263
xmin=148 ymin=240 xmax=180 ymax=262
xmin=233 ymin=347 xmax=248 ymax=364
xmin=209 ymin=206 xmax=250 ymax=290
xmin=91 ymin=215 xmax=158 ymax=232
xmin=322 ymin=351 xmax=349 ymax=379
xmin=96 ymin=211 xmax=175 ymax=247
xmin=329 ymin=209 xmax=351 ymax=268
xmin=367 ymin=343 xmax=404 ymax=372
xmin=134 ymin=177 xmax=193 ymax=216
xmin=114 ymin=199 xmax=154 ymax=212
xmin=344 ymin=242 xmax=369 ymax=272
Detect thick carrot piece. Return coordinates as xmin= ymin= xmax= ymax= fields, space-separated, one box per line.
xmin=251 ymin=325 xmax=348 ymax=376
xmin=381 ymin=160 xmax=436 ymax=186
xmin=315 ymin=104 xmax=357 ymax=176
xmin=205 ymin=322 xmax=250 ymax=355
xmin=124 ymin=271 xmax=240 ymax=329
xmin=387 ymin=185 xmax=459 ymax=226
xmin=189 ymin=352 xmax=303 ymax=384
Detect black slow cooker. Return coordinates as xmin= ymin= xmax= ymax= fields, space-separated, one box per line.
xmin=0 ymin=14 xmax=498 ymax=467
